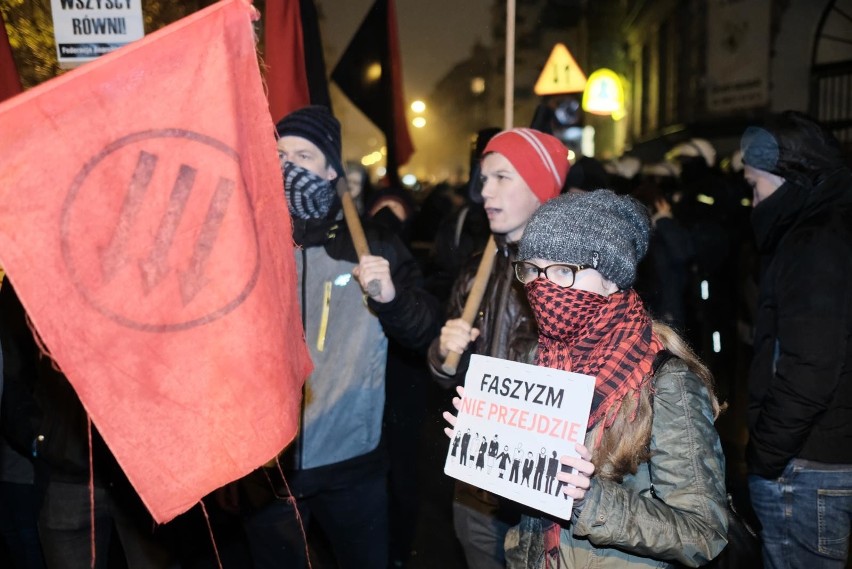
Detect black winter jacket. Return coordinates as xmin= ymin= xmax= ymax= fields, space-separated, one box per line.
xmin=0 ymin=279 xmax=124 ymax=487
xmin=747 ymin=168 xmax=852 ymax=478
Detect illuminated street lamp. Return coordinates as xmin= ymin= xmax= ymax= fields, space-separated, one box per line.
xmin=582 ymin=68 xmax=626 ymax=121
xmin=361 ymin=151 xmax=384 ymax=167
xmin=412 ymin=116 xmax=426 ymax=128
xmin=365 ymin=62 xmax=382 ymax=82
xmin=410 ymin=100 xmax=426 ymax=113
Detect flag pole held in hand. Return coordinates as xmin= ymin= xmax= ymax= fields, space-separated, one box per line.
xmin=442 ymin=0 xmax=515 ymax=376
xmin=441 ymin=236 xmax=498 ymax=375
xmin=336 ymin=177 xmax=381 ymax=297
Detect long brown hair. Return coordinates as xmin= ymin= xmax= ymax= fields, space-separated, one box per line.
xmin=588 ymin=321 xmax=723 ymax=482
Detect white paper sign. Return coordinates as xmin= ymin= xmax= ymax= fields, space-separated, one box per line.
xmin=444 ymin=355 xmax=596 ymax=520
xmin=706 ymin=0 xmax=771 ymax=112
xmin=50 ymin=0 xmax=145 ymax=65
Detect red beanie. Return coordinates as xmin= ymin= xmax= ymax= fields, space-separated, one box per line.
xmin=482 ymin=128 xmax=570 ymax=203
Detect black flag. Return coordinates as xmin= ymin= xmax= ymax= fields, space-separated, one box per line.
xmin=331 ymin=0 xmax=413 ymax=180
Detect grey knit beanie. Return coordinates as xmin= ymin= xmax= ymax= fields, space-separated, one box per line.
xmin=518 ymin=190 xmax=651 ymax=289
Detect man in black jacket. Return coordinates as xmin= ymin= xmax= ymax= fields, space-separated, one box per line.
xmin=742 ymin=111 xmax=852 ymax=569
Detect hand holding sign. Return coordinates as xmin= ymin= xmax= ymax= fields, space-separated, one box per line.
xmin=557 ymin=444 xmax=595 ymax=504
xmin=443 ymin=385 xmax=465 ymax=438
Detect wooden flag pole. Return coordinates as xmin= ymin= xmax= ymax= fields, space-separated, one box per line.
xmin=441 ymin=0 xmax=515 ymax=375
xmin=336 ymin=177 xmax=381 ymax=297
xmin=440 ymin=238 xmax=497 ymax=375
xmin=504 ymin=0 xmax=516 ymax=130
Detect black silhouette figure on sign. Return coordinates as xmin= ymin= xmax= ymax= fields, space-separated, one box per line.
xmin=451 ymin=431 xmax=461 ymax=457
xmin=534 ymin=447 xmax=547 ymax=491
xmin=510 ymin=443 xmax=523 ymax=483
xmin=476 ymin=438 xmax=487 ymax=471
xmin=545 ymin=450 xmax=559 ymax=494
xmin=487 ymin=434 xmax=499 ymax=474
xmin=522 ymin=452 xmax=534 ymax=487
xmin=460 ymin=429 xmax=471 ymax=465
xmin=497 ymin=445 xmax=511 ymax=479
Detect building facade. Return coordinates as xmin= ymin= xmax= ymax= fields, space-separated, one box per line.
xmin=612 ymin=0 xmax=852 ymax=160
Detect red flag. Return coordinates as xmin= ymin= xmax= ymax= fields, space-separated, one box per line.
xmin=265 ymin=0 xmax=310 ymax=121
xmin=384 ymin=0 xmax=412 ymax=167
xmin=331 ymin=0 xmax=414 ymax=171
xmin=0 ymin=10 xmax=22 ymax=101
xmin=0 ymin=0 xmax=312 ymax=524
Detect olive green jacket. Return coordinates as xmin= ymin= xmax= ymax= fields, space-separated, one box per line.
xmin=505 ymin=357 xmax=728 ymax=568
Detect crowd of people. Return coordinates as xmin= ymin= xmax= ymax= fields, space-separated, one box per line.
xmin=1 ymin=106 xmax=850 ymax=569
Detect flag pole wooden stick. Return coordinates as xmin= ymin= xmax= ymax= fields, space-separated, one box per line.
xmin=504 ymin=0 xmax=515 ymax=131
xmin=441 ymin=0 xmax=515 ymax=375
xmin=336 ymin=177 xmax=381 ymax=297
xmin=440 ymin=239 xmax=497 ymax=375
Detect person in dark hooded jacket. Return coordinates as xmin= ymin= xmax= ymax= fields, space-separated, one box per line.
xmin=741 ymin=111 xmax=852 ymax=569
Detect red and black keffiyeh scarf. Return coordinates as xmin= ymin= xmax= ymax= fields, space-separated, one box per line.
xmin=525 ymin=277 xmax=663 ymax=431
xmin=525 ymin=278 xmax=663 ymax=568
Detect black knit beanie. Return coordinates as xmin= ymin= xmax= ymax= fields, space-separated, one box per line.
xmin=275 ymin=105 xmax=345 ymax=179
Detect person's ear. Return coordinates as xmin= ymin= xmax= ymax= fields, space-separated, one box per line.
xmin=603 ymin=278 xmax=619 ymax=296
xmin=326 ymin=164 xmax=338 ymax=182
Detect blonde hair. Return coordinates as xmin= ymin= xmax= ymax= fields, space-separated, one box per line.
xmin=589 ymin=321 xmax=723 ymax=482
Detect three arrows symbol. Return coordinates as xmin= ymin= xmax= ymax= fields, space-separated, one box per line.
xmin=100 ymin=149 xmax=235 ymax=305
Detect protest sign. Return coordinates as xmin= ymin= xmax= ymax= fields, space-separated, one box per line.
xmin=444 ymin=354 xmax=595 ymax=520
xmin=50 ymin=0 xmax=145 ymax=65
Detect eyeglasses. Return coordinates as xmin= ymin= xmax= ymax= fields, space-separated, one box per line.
xmin=512 ymin=261 xmax=591 ymax=288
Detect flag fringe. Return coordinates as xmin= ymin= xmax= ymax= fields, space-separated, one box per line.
xmin=262 ymin=459 xmax=313 ymax=569
xmin=200 ymin=500 xmax=225 ymax=569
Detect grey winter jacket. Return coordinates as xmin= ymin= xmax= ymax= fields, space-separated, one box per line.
xmin=289 ymin=220 xmax=440 ymax=471
xmin=505 ymin=357 xmax=728 ymax=568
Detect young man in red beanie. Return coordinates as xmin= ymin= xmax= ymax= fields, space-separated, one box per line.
xmin=427 ymin=128 xmax=569 ymax=569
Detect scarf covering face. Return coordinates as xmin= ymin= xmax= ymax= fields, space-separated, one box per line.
xmin=282 ymin=160 xmax=336 ymax=220
xmin=750 ymin=180 xmax=809 ymax=253
xmin=525 ymin=278 xmax=663 ymax=430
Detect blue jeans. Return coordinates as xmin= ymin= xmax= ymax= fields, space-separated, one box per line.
xmin=749 ymin=458 xmax=852 ymax=569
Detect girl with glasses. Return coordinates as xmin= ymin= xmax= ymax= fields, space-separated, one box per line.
xmin=445 ymin=190 xmax=728 ymax=568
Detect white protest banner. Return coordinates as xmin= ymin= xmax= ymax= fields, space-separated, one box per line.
xmin=50 ymin=0 xmax=145 ymax=66
xmin=444 ymin=354 xmax=595 ymax=520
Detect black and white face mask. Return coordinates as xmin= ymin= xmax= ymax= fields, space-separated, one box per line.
xmin=282 ymin=160 xmax=336 ymax=220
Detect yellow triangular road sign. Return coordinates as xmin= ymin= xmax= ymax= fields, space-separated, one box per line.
xmin=534 ymin=43 xmax=587 ymax=95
